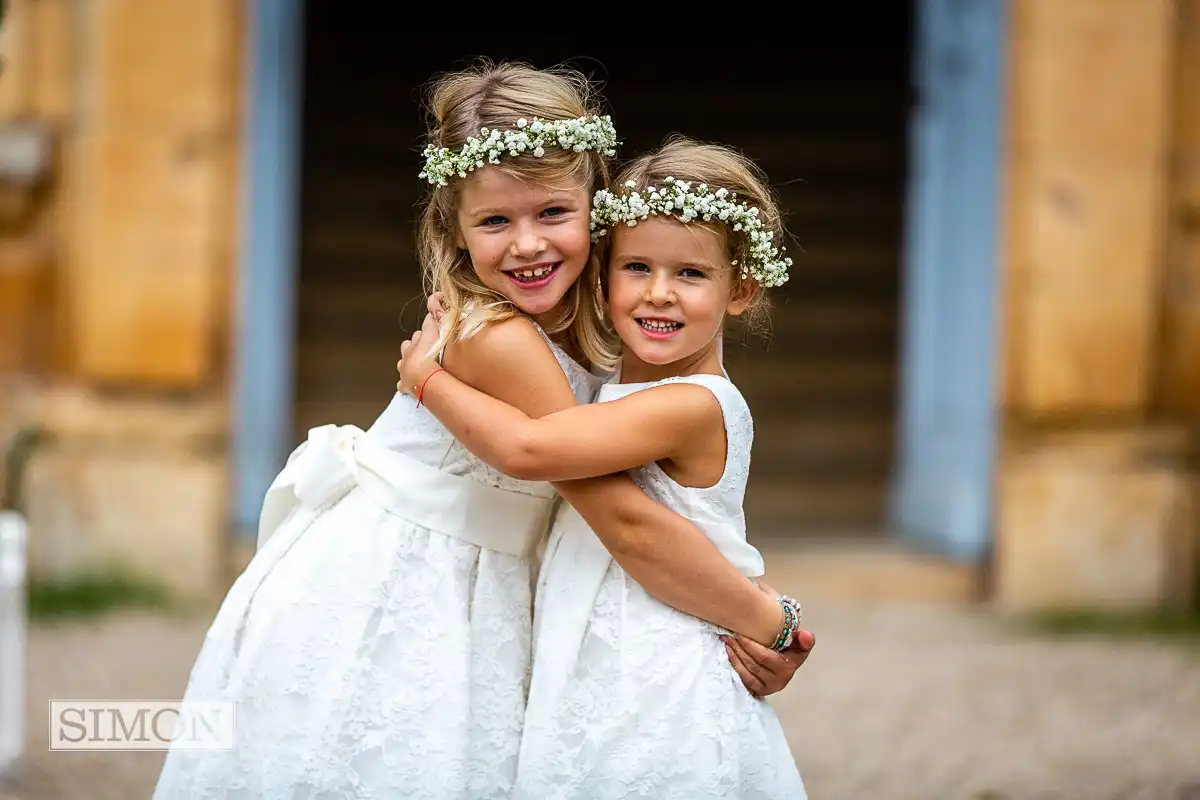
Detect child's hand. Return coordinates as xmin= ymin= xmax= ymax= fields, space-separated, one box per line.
xmin=722 ymin=629 xmax=814 ymax=697
xmin=426 ymin=291 xmax=447 ymax=323
xmin=397 ymin=311 xmax=443 ymax=397
xmin=723 ymin=579 xmax=814 ymax=697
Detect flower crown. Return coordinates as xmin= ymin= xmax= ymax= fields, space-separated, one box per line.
xmin=589 ymin=178 xmax=792 ymax=287
xmin=418 ymin=115 xmax=619 ymax=187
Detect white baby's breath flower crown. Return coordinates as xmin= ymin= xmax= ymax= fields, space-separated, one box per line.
xmin=419 ymin=115 xmax=619 ymax=187
xmin=589 ymin=178 xmax=792 ymax=288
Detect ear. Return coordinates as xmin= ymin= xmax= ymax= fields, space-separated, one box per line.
xmin=455 ymin=228 xmax=466 ymax=250
xmin=726 ymin=275 xmax=759 ymax=316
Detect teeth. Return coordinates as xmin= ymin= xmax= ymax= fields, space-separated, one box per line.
xmin=514 ymin=265 xmax=553 ymax=279
xmin=638 ymin=319 xmax=681 ymax=332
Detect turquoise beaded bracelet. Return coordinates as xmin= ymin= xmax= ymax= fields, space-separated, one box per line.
xmin=771 ymin=595 xmax=803 ymax=652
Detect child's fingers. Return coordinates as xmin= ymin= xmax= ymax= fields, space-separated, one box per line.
xmin=728 ymin=636 xmax=776 ymax=680
xmin=415 ymin=315 xmax=441 ymax=360
xmin=732 ymin=635 xmax=788 ymax=672
xmin=421 ymin=312 xmax=440 ymax=338
xmin=426 ymin=291 xmax=446 ymax=319
xmin=722 ymin=637 xmax=767 ymax=696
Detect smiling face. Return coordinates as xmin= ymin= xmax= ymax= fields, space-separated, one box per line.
xmin=455 ymin=167 xmax=593 ymax=322
xmin=606 ymin=216 xmax=753 ymax=380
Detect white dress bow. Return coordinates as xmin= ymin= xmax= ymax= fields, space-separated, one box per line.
xmin=256 ymin=424 xmax=367 ymax=551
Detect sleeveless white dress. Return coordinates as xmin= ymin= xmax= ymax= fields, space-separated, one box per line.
xmin=153 ymin=328 xmax=600 ymax=800
xmin=515 ymin=373 xmax=807 ymax=799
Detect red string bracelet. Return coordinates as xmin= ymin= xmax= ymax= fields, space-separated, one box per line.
xmin=415 ymin=368 xmax=445 ymax=408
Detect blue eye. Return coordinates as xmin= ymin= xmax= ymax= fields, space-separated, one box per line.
xmin=624 ymin=262 xmax=650 ymax=273
xmin=482 ymin=215 xmax=507 ymax=227
xmin=541 ymin=207 xmax=567 ymax=218
xmin=681 ymin=268 xmax=706 ymax=278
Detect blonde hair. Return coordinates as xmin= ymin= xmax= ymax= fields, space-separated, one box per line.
xmin=603 ymin=136 xmax=790 ymax=330
xmin=416 ymin=59 xmax=617 ymax=368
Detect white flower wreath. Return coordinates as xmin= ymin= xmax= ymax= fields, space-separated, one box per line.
xmin=419 ymin=115 xmax=619 ymax=187
xmin=589 ymin=178 xmax=791 ymax=287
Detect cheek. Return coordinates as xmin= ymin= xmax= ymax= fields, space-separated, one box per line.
xmin=555 ymin=220 xmax=592 ymax=258
xmin=463 ymin=232 xmax=502 ymax=266
xmin=690 ymin=290 xmax=730 ymax=322
xmin=606 ymin=273 xmax=639 ymax=309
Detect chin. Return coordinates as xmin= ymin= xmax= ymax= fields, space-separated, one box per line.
xmin=512 ymin=295 xmax=565 ymax=315
xmin=625 ymin=342 xmax=682 ymax=366
xmin=646 ymin=352 xmax=684 ymax=366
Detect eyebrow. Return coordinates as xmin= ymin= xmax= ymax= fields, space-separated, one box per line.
xmin=613 ymin=252 xmax=717 ymax=271
xmin=466 ymin=193 xmax=578 ymax=218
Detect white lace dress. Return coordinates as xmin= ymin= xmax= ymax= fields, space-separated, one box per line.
xmin=516 ymin=373 xmax=807 ymax=799
xmin=153 ymin=331 xmax=600 ymax=800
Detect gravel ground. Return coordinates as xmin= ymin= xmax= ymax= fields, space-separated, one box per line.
xmin=3 ymin=600 xmax=1199 ymax=799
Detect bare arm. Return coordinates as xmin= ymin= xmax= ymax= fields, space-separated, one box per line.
xmin=401 ymin=314 xmax=783 ymax=647
xmin=551 ymin=474 xmax=782 ymax=646
xmin=401 ymin=323 xmax=718 ymax=481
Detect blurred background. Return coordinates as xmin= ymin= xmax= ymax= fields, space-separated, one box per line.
xmin=0 ymin=1 xmax=1198 ymax=798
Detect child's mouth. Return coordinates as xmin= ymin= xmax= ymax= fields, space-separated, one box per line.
xmin=506 ymin=262 xmax=562 ymax=289
xmin=636 ymin=318 xmax=684 ymax=339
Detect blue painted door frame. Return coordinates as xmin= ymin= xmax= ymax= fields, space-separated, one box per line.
xmin=230 ymin=0 xmax=304 ymax=538
xmin=892 ymin=0 xmax=1007 ymax=562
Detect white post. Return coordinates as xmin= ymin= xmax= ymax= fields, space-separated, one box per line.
xmin=0 ymin=511 xmax=26 ymax=778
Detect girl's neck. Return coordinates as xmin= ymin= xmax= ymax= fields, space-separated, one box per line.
xmin=619 ymin=339 xmax=724 ymax=384
xmin=532 ymin=308 xmax=562 ymax=333
xmin=532 ymin=310 xmax=589 ymax=366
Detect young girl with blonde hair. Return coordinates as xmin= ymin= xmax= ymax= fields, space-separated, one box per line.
xmin=155 ymin=62 xmax=805 ymax=800
xmin=399 ymin=137 xmax=808 ymax=798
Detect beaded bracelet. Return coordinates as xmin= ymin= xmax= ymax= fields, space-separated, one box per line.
xmin=770 ymin=594 xmax=803 ymax=652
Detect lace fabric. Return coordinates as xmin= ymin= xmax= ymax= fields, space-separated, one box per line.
xmin=154 ymin=327 xmax=601 ymax=800
xmin=515 ymin=374 xmax=807 ymax=799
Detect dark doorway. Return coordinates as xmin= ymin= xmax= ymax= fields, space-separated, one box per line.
xmin=295 ymin=13 xmax=915 ymax=540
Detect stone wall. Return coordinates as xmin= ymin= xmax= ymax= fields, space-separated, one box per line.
xmin=0 ymin=1 xmax=241 ymax=601
xmin=996 ymin=0 xmax=1200 ymax=612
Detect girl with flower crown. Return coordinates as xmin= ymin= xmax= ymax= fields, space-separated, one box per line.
xmin=153 ymin=62 xmax=807 ymax=800
xmin=398 ymin=137 xmax=808 ymax=798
